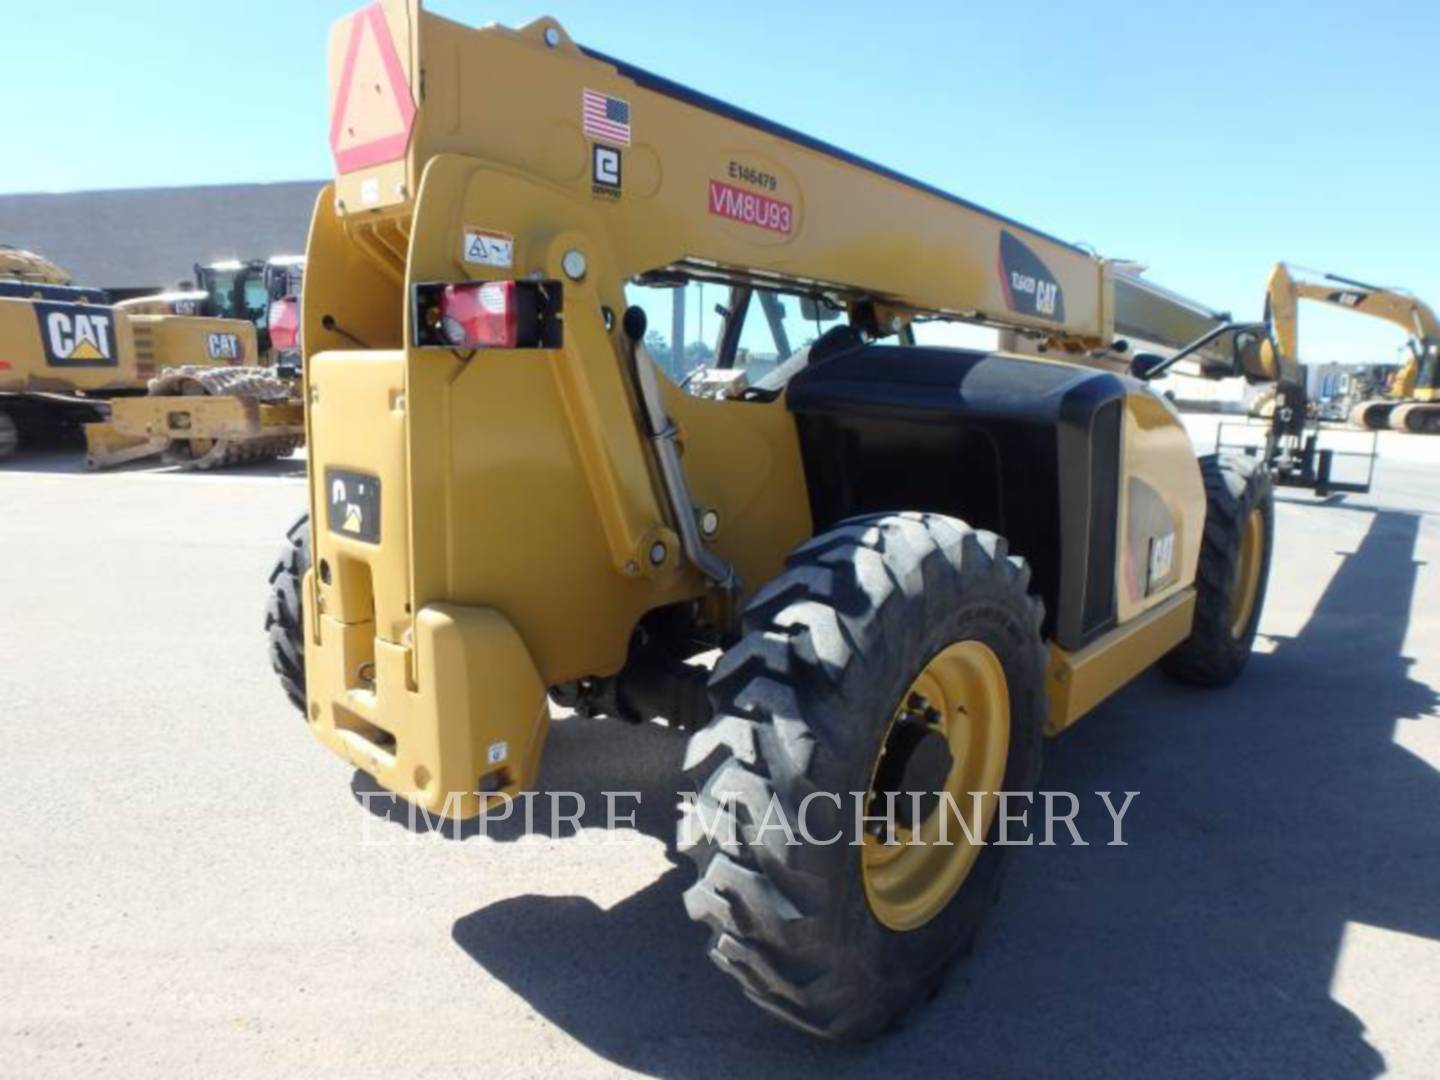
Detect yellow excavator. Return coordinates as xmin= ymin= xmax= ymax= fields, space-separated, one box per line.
xmin=264 ymin=0 xmax=1299 ymax=1038
xmin=1199 ymin=263 xmax=1383 ymax=498
xmin=0 ymin=245 xmax=303 ymax=468
xmin=1266 ymin=262 xmax=1440 ymax=433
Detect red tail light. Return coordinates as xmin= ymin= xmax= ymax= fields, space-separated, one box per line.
xmin=413 ymin=279 xmax=563 ymax=350
xmin=440 ymin=281 xmax=519 ymax=348
xmin=268 ymin=297 xmax=301 ymax=351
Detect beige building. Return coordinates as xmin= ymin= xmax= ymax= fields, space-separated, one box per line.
xmin=0 ymin=181 xmax=322 ymax=297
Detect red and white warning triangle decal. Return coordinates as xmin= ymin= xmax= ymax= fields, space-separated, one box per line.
xmin=329 ymin=3 xmax=417 ymax=173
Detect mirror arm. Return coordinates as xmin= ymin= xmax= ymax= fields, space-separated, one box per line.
xmin=1134 ymin=320 xmax=1268 ymax=381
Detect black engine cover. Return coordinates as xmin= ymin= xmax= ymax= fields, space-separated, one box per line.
xmin=787 ymin=344 xmax=1126 ymax=650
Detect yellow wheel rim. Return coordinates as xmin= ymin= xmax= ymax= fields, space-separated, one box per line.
xmin=1228 ymin=508 xmax=1264 ymax=638
xmin=862 ymin=641 xmax=1010 ymax=932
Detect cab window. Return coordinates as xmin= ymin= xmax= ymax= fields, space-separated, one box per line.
xmin=623 ymin=280 xmax=727 ymax=383
xmin=200 ymin=270 xmax=239 ymax=320
xmin=624 ymin=278 xmax=850 ymax=391
xmin=243 ymin=277 xmax=271 ymax=327
xmin=729 ymin=288 xmax=843 ymax=382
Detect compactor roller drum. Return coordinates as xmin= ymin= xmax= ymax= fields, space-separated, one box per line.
xmin=149 ymin=365 xmax=302 ymax=468
xmin=1160 ymin=455 xmax=1274 ymax=686
xmin=682 ymin=513 xmax=1047 ymax=1038
xmin=266 ymin=513 xmax=311 ymax=713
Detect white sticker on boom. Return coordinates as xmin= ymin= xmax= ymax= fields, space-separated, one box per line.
xmin=360 ymin=177 xmax=380 ymax=206
xmin=487 ymin=740 xmax=509 ymax=765
xmin=463 ymin=227 xmax=514 ymax=269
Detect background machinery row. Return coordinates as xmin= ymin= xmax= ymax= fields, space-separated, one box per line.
xmin=0 ymin=244 xmax=305 ymax=467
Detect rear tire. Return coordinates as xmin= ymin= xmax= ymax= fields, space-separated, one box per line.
xmin=266 ymin=513 xmax=310 ymax=712
xmin=680 ymin=512 xmax=1047 ymax=1038
xmin=1160 ymin=454 xmax=1273 ymax=686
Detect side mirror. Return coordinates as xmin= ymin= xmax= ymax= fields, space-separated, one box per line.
xmin=1130 ymin=352 xmax=1167 ymax=380
xmin=1235 ymin=331 xmax=1278 ymax=384
xmin=800 ymin=295 xmax=842 ymax=323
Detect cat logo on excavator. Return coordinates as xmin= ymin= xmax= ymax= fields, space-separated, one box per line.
xmin=35 ymin=303 xmax=117 ymax=367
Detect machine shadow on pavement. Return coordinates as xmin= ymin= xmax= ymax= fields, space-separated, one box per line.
xmin=354 ymin=508 xmax=1438 ymax=1079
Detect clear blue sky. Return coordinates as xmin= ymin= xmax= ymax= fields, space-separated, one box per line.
xmin=8 ymin=0 xmax=1438 ymax=364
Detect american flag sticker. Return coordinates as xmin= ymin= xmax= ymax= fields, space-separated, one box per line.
xmin=582 ymin=89 xmax=631 ymax=146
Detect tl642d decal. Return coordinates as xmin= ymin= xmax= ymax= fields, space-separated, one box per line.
xmin=998 ymin=231 xmax=1065 ymax=321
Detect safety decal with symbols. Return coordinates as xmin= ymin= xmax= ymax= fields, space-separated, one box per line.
xmin=326 ymin=467 xmax=381 ymax=544
xmin=462 ymin=227 xmax=514 ymax=269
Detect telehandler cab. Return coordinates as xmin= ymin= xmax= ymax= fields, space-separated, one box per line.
xmin=267 ymin=0 xmax=1291 ymax=1036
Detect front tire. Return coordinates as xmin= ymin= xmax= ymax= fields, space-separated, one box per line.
xmin=266 ymin=513 xmax=310 ymax=712
xmin=681 ymin=513 xmax=1047 ymax=1038
xmin=1160 ymin=454 xmax=1273 ymax=686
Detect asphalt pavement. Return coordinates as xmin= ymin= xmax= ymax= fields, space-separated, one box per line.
xmin=1 ymin=419 xmax=1436 ymax=1078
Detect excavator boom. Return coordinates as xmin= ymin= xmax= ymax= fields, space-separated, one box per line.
xmin=1266 ymin=261 xmax=1440 ymax=432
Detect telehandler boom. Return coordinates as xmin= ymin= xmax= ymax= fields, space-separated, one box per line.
xmin=267 ymin=0 xmax=1289 ymax=1038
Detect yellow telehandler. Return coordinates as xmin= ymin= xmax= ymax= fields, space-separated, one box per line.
xmin=265 ymin=0 xmax=1295 ymax=1037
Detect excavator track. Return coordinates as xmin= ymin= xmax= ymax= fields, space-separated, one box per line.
xmin=148 ymin=365 xmax=303 ymax=469
xmin=1388 ymin=402 xmax=1440 ymax=434
xmin=1350 ymin=398 xmax=1398 ymax=432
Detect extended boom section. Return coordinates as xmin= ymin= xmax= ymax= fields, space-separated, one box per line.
xmin=321 ymin=1 xmax=1234 ymax=358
